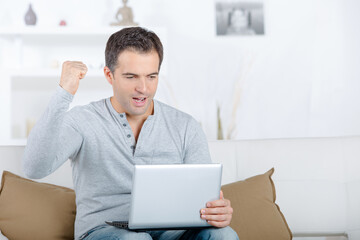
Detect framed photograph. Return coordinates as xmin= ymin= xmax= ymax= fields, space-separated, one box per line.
xmin=215 ymin=0 xmax=265 ymax=36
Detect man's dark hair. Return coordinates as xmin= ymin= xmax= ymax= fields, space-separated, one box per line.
xmin=105 ymin=27 xmax=164 ymax=73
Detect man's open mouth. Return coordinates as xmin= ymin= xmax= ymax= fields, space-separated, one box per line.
xmin=133 ymin=97 xmax=146 ymax=103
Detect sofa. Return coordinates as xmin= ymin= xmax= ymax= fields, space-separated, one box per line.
xmin=0 ymin=137 xmax=359 ymax=239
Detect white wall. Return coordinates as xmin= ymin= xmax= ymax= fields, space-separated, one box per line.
xmin=0 ymin=0 xmax=359 ymax=140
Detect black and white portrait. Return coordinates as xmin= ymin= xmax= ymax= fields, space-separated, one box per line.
xmin=215 ymin=1 xmax=265 ymax=36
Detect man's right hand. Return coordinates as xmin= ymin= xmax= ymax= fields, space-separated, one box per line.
xmin=59 ymin=61 xmax=88 ymax=95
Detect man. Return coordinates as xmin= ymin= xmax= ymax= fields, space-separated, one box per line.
xmin=23 ymin=27 xmax=238 ymax=240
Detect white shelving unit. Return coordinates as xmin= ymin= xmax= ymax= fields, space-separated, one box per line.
xmin=0 ymin=26 xmax=167 ymax=145
xmin=0 ymin=26 xmax=127 ymax=36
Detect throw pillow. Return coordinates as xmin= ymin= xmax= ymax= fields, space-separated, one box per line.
xmin=222 ymin=168 xmax=292 ymax=240
xmin=0 ymin=171 xmax=76 ymax=240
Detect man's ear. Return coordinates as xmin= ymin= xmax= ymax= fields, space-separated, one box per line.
xmin=104 ymin=66 xmax=113 ymax=85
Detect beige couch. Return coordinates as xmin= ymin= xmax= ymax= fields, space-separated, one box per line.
xmin=1 ymin=136 xmax=359 ymax=239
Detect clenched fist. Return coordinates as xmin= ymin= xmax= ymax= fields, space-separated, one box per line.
xmin=59 ymin=61 xmax=88 ymax=95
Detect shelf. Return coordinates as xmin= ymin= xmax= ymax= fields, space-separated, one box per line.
xmin=0 ymin=26 xmax=125 ymax=36
xmin=8 ymin=68 xmax=104 ymax=78
xmin=0 ymin=139 xmax=27 ymax=146
xmin=0 ymin=26 xmax=165 ymax=37
xmin=0 ymin=26 xmax=123 ymax=43
xmin=8 ymin=68 xmax=166 ymax=91
xmin=10 ymin=70 xmax=109 ymax=91
xmin=0 ymin=26 xmax=167 ymax=47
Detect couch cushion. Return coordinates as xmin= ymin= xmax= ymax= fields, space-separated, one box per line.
xmin=222 ymin=168 xmax=292 ymax=240
xmin=0 ymin=171 xmax=76 ymax=240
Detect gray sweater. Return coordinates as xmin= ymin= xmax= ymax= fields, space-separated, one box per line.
xmin=22 ymin=86 xmax=211 ymax=239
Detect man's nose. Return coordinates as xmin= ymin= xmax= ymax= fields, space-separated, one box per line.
xmin=135 ymin=78 xmax=147 ymax=93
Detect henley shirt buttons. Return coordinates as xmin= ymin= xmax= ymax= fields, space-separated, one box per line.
xmin=120 ymin=114 xmax=124 ymax=118
xmin=127 ymin=134 xmax=131 ymax=138
xmin=123 ymin=123 xmax=127 ymax=127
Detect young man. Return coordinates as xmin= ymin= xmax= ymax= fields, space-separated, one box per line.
xmin=23 ymin=27 xmax=238 ymax=240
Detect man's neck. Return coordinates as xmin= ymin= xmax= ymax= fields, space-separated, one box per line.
xmin=110 ymin=97 xmax=154 ymax=140
xmin=127 ymin=102 xmax=154 ymax=141
xmin=126 ymin=102 xmax=153 ymax=125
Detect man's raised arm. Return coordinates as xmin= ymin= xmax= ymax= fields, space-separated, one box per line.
xmin=22 ymin=61 xmax=87 ymax=179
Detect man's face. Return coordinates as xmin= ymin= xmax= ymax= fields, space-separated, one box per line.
xmin=106 ymin=49 xmax=159 ymax=118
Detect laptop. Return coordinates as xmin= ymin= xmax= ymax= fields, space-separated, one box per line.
xmin=106 ymin=163 xmax=222 ymax=230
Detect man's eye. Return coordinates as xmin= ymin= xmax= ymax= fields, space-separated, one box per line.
xmin=126 ymin=76 xmax=134 ymax=79
xmin=149 ymin=75 xmax=157 ymax=79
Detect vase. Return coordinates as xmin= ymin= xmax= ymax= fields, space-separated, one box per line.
xmin=24 ymin=4 xmax=37 ymax=25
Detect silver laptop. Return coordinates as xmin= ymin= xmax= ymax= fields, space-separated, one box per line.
xmin=106 ymin=163 xmax=222 ymax=230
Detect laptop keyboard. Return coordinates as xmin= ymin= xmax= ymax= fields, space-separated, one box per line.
xmin=106 ymin=221 xmax=129 ymax=229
